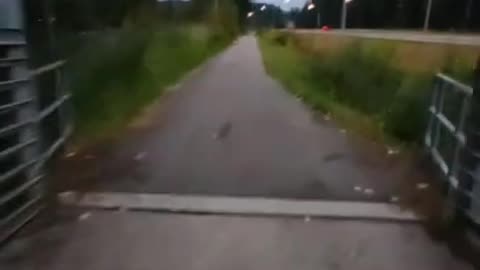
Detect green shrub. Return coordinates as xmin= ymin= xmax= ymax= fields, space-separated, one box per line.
xmin=259 ymin=32 xmax=440 ymax=144
xmin=442 ymin=55 xmax=475 ymax=84
xmin=262 ymin=31 xmax=291 ymax=46
xmin=69 ymin=29 xmax=152 ymax=135
xmin=68 ymin=25 xmax=231 ymax=141
xmin=306 ymin=42 xmax=429 ymax=142
xmin=309 ymin=42 xmax=403 ymax=115
xmin=271 ymin=32 xmax=289 ymax=46
xmin=383 ymin=76 xmax=432 ymax=142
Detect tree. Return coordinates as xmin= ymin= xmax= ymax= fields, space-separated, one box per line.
xmin=234 ymin=0 xmax=251 ymax=31
xmin=294 ymin=0 xmax=480 ymax=30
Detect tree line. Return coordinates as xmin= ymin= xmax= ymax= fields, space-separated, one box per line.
xmin=253 ymin=0 xmax=480 ymax=31
xmin=22 ymin=0 xmax=251 ymax=31
xmin=304 ymin=0 xmax=479 ymax=30
xmin=21 ymin=0 xmax=251 ymax=66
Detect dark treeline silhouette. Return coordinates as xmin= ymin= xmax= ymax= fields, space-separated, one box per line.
xmin=22 ymin=0 xmax=252 ymax=60
xmin=23 ymin=0 xmax=251 ymax=32
xmin=250 ymin=3 xmax=286 ymax=29
xmin=303 ymin=0 xmax=480 ymax=31
xmin=256 ymin=0 xmax=480 ymax=31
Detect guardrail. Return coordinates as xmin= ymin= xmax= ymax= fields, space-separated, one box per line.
xmin=0 ymin=0 xmax=71 ymax=245
xmin=425 ymin=67 xmax=480 ymax=224
xmin=425 ymin=73 xmax=472 ymax=188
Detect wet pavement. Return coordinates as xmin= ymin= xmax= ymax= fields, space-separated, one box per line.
xmin=0 ymin=211 xmax=473 ymax=270
xmin=58 ymin=35 xmax=425 ymax=202
xmin=1 ymin=35 xmax=473 ymax=270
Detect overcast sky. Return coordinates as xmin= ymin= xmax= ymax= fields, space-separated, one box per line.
xmin=156 ymin=0 xmax=309 ymax=12
xmin=252 ymin=0 xmax=308 ymax=11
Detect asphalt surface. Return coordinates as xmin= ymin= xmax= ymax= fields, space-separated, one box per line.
xmin=2 ymin=35 xmax=472 ymax=270
xmin=73 ymin=35 xmax=413 ymax=201
xmin=293 ymin=29 xmax=480 ymax=46
xmin=0 ymin=211 xmax=472 ymax=270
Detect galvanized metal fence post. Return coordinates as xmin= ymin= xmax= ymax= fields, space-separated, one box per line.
xmin=0 ymin=0 xmax=71 ymax=245
xmin=460 ymin=59 xmax=480 ymax=222
xmin=425 ymin=69 xmax=476 ymax=223
xmin=0 ymin=0 xmax=43 ymax=244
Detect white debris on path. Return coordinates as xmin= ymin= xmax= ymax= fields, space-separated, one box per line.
xmin=134 ymin=152 xmax=148 ymax=161
xmin=390 ymin=196 xmax=400 ymax=203
xmin=57 ymin=191 xmax=77 ymax=204
xmin=416 ymin=183 xmax=430 ymax=190
xmin=78 ymin=212 xmax=92 ymax=221
xmin=364 ymin=188 xmax=375 ymax=196
xmin=65 ymin=151 xmax=77 ymax=158
xmin=354 ymin=186 xmax=363 ymax=192
xmin=304 ymin=216 xmax=311 ymax=223
xmin=387 ymin=148 xmax=400 ymax=155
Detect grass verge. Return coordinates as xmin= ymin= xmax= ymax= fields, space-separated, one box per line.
xmin=68 ymin=25 xmax=231 ymax=144
xmin=258 ymin=31 xmax=474 ymax=145
xmin=258 ymin=32 xmax=392 ymax=144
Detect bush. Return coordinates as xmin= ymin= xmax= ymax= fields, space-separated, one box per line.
xmin=67 ymin=29 xmax=151 ymax=135
xmin=310 ymin=45 xmax=435 ymax=143
xmin=259 ymin=32 xmax=443 ymax=144
xmin=442 ymin=55 xmax=475 ymax=84
xmin=68 ymin=25 xmax=231 ymax=141
xmin=383 ymin=76 xmax=431 ymax=142
xmin=272 ymin=32 xmax=289 ymax=46
xmin=261 ymin=31 xmax=290 ymax=46
xmin=59 ymin=0 xmax=242 ymax=143
xmin=309 ymin=42 xmax=403 ymax=115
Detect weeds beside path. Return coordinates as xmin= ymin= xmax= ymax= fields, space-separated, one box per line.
xmin=68 ymin=26 xmax=232 ymax=147
xmin=258 ymin=31 xmax=475 ymax=146
xmin=257 ymin=32 xmax=452 ymax=227
xmin=53 ymin=35 xmax=438 ymax=210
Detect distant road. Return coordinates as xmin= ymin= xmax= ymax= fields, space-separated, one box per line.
xmin=293 ymin=29 xmax=480 ymax=47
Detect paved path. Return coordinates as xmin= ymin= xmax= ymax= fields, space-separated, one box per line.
xmin=2 ymin=36 xmax=473 ymax=270
xmin=0 ymin=211 xmax=472 ymax=270
xmin=293 ymin=29 xmax=480 ymax=46
xmin=74 ymin=35 xmax=410 ymax=201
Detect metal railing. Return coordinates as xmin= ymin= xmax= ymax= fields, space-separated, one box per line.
xmin=424 ymin=71 xmax=480 ymax=223
xmin=0 ymin=1 xmax=71 ymax=244
xmin=425 ymin=73 xmax=472 ymax=188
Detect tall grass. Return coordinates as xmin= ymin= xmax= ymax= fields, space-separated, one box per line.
xmin=67 ymin=25 xmax=231 ymax=142
xmin=259 ymin=32 xmax=474 ymax=144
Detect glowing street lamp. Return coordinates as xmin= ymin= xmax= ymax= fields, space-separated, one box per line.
xmin=306 ymin=3 xmax=321 ymax=28
xmin=341 ymin=0 xmax=353 ymax=29
xmin=247 ymin=11 xmax=254 ymax=18
xmin=424 ymin=0 xmax=433 ymax=31
xmin=260 ymin=5 xmax=266 ymax=11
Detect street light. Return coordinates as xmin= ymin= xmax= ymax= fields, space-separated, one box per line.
xmin=341 ymin=0 xmax=353 ymax=29
xmin=424 ymin=0 xmax=433 ymax=31
xmin=258 ymin=5 xmax=273 ymax=28
xmin=307 ymin=3 xmax=321 ymax=28
xmin=247 ymin=11 xmax=254 ymax=18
